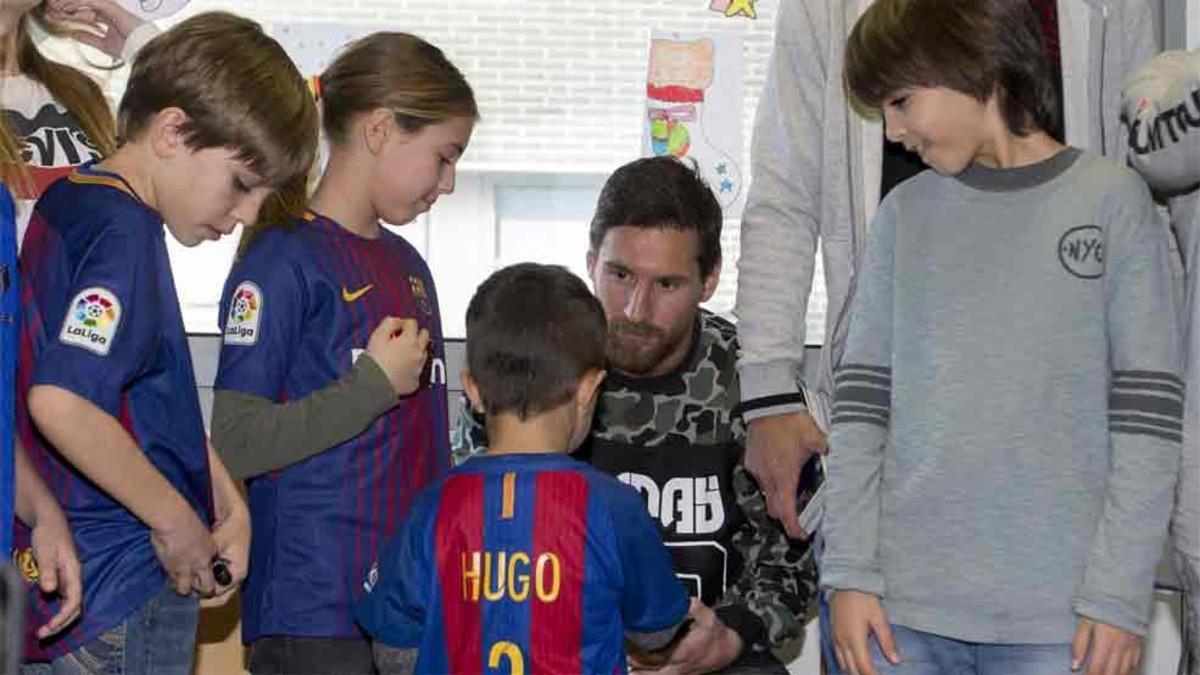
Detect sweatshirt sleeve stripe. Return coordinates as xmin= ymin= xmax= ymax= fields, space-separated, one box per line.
xmin=1110 ymin=369 xmax=1183 ymax=440
xmin=833 ymin=364 xmax=891 ymax=428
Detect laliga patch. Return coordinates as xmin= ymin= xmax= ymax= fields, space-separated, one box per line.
xmin=59 ymin=287 xmax=121 ymax=355
xmin=225 ymin=282 xmax=263 ymax=346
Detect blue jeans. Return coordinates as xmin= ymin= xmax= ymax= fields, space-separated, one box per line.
xmin=815 ymin=533 xmax=841 ymax=672
xmin=21 ymin=583 xmax=199 ymax=675
xmin=821 ymin=592 xmax=838 ymax=671
xmin=825 ymin=624 xmax=1073 ymax=675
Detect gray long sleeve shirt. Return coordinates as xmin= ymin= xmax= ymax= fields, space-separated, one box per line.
xmin=822 ymin=149 xmax=1182 ymax=642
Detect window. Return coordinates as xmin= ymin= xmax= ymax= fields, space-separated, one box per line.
xmin=59 ymin=0 xmax=829 ymax=343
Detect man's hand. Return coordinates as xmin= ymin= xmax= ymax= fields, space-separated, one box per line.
xmin=44 ymin=0 xmax=145 ymax=59
xmin=630 ymin=599 xmax=743 ymax=675
xmin=1072 ymin=617 xmax=1143 ymax=674
xmin=831 ymin=590 xmax=901 ymax=675
xmin=745 ymin=411 xmax=827 ymax=538
xmin=29 ymin=508 xmax=82 ymax=639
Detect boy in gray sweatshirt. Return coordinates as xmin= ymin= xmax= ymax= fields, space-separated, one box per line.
xmin=822 ymin=1 xmax=1181 ymax=674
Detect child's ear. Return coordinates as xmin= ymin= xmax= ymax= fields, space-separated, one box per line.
xmin=574 ymin=368 xmax=607 ymax=415
xmin=148 ymin=107 xmax=190 ymax=159
xmin=362 ymin=107 xmax=396 ymax=156
xmin=461 ymin=370 xmax=486 ymax=414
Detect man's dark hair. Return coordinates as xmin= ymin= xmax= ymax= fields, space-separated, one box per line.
xmin=589 ymin=156 xmax=723 ymax=279
xmin=844 ymin=0 xmax=1061 ymax=138
xmin=466 ymin=263 xmax=607 ymax=420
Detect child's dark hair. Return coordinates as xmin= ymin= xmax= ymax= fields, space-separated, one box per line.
xmin=589 ymin=156 xmax=722 ymax=279
xmin=466 ymin=263 xmax=607 ymax=420
xmin=844 ymin=0 xmax=1060 ymax=138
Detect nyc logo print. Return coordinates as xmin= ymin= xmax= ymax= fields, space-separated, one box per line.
xmin=225 ymin=282 xmax=263 ymax=346
xmin=59 ymin=287 xmax=121 ymax=355
xmin=1058 ymin=226 xmax=1104 ymax=279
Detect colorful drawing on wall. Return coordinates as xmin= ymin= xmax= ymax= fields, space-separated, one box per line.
xmin=644 ymin=31 xmax=744 ymax=214
xmin=708 ymin=0 xmax=757 ymax=19
xmin=116 ymin=0 xmax=189 ymax=20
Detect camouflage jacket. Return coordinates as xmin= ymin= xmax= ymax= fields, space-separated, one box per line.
xmin=451 ymin=310 xmax=819 ymax=651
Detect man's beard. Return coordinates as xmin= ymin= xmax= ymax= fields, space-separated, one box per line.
xmin=606 ymin=319 xmax=675 ymax=375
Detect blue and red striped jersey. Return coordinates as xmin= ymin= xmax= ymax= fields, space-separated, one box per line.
xmin=356 ymin=453 xmax=689 ymax=674
xmin=0 ymin=185 xmax=15 ymax=556
xmin=14 ymin=164 xmax=213 ymax=659
xmin=215 ymin=211 xmax=450 ymax=642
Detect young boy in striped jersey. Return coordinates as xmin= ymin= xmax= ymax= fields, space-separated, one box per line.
xmin=356 ymin=263 xmax=689 ymax=674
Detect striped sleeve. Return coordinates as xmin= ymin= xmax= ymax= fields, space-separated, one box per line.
xmin=821 ymin=197 xmax=897 ymax=597
xmin=832 ymin=365 xmax=892 ymax=429
xmin=1074 ymin=174 xmax=1182 ymax=636
xmin=1108 ymin=370 xmax=1183 ymax=443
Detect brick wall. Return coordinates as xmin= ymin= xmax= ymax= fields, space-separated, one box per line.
xmin=44 ymin=0 xmax=830 ymax=339
xmin=171 ymin=0 xmax=779 ymax=173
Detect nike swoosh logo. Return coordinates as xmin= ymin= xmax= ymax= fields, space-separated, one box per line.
xmin=342 ymin=284 xmax=374 ymax=303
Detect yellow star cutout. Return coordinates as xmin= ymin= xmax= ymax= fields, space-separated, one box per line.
xmin=725 ymin=0 xmax=756 ymax=19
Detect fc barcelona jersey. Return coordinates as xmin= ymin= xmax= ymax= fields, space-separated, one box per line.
xmin=356 ymin=453 xmax=688 ymax=674
xmin=0 ymin=185 xmax=16 ymax=555
xmin=15 ymin=165 xmax=213 ymax=659
xmin=215 ymin=211 xmax=450 ymax=641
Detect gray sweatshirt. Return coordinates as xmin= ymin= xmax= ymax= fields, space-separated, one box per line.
xmin=822 ymin=149 xmax=1182 ymax=642
xmin=734 ymin=0 xmax=1159 ymax=426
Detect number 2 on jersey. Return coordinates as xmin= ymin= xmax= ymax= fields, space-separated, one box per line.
xmin=488 ymin=641 xmax=524 ymax=675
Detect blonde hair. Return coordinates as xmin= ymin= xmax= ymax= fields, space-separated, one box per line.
xmin=0 ymin=5 xmax=117 ymax=196
xmin=241 ymin=32 xmax=478 ymax=255
xmin=320 ymin=32 xmax=478 ymax=142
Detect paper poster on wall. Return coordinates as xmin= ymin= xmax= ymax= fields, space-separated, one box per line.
xmin=708 ymin=0 xmax=757 ymax=19
xmin=270 ymin=22 xmax=371 ymax=78
xmin=644 ymin=31 xmax=744 ymax=215
xmin=116 ymin=0 xmax=189 ymax=20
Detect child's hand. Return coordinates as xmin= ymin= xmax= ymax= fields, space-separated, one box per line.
xmin=44 ymin=0 xmax=144 ymax=60
xmin=29 ymin=509 xmax=82 ymax=639
xmin=204 ymin=490 xmax=250 ymax=605
xmin=1071 ymin=617 xmax=1142 ymax=674
xmin=831 ymin=590 xmax=901 ymax=675
xmin=366 ymin=317 xmax=431 ymax=397
xmin=150 ymin=507 xmax=219 ymax=597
